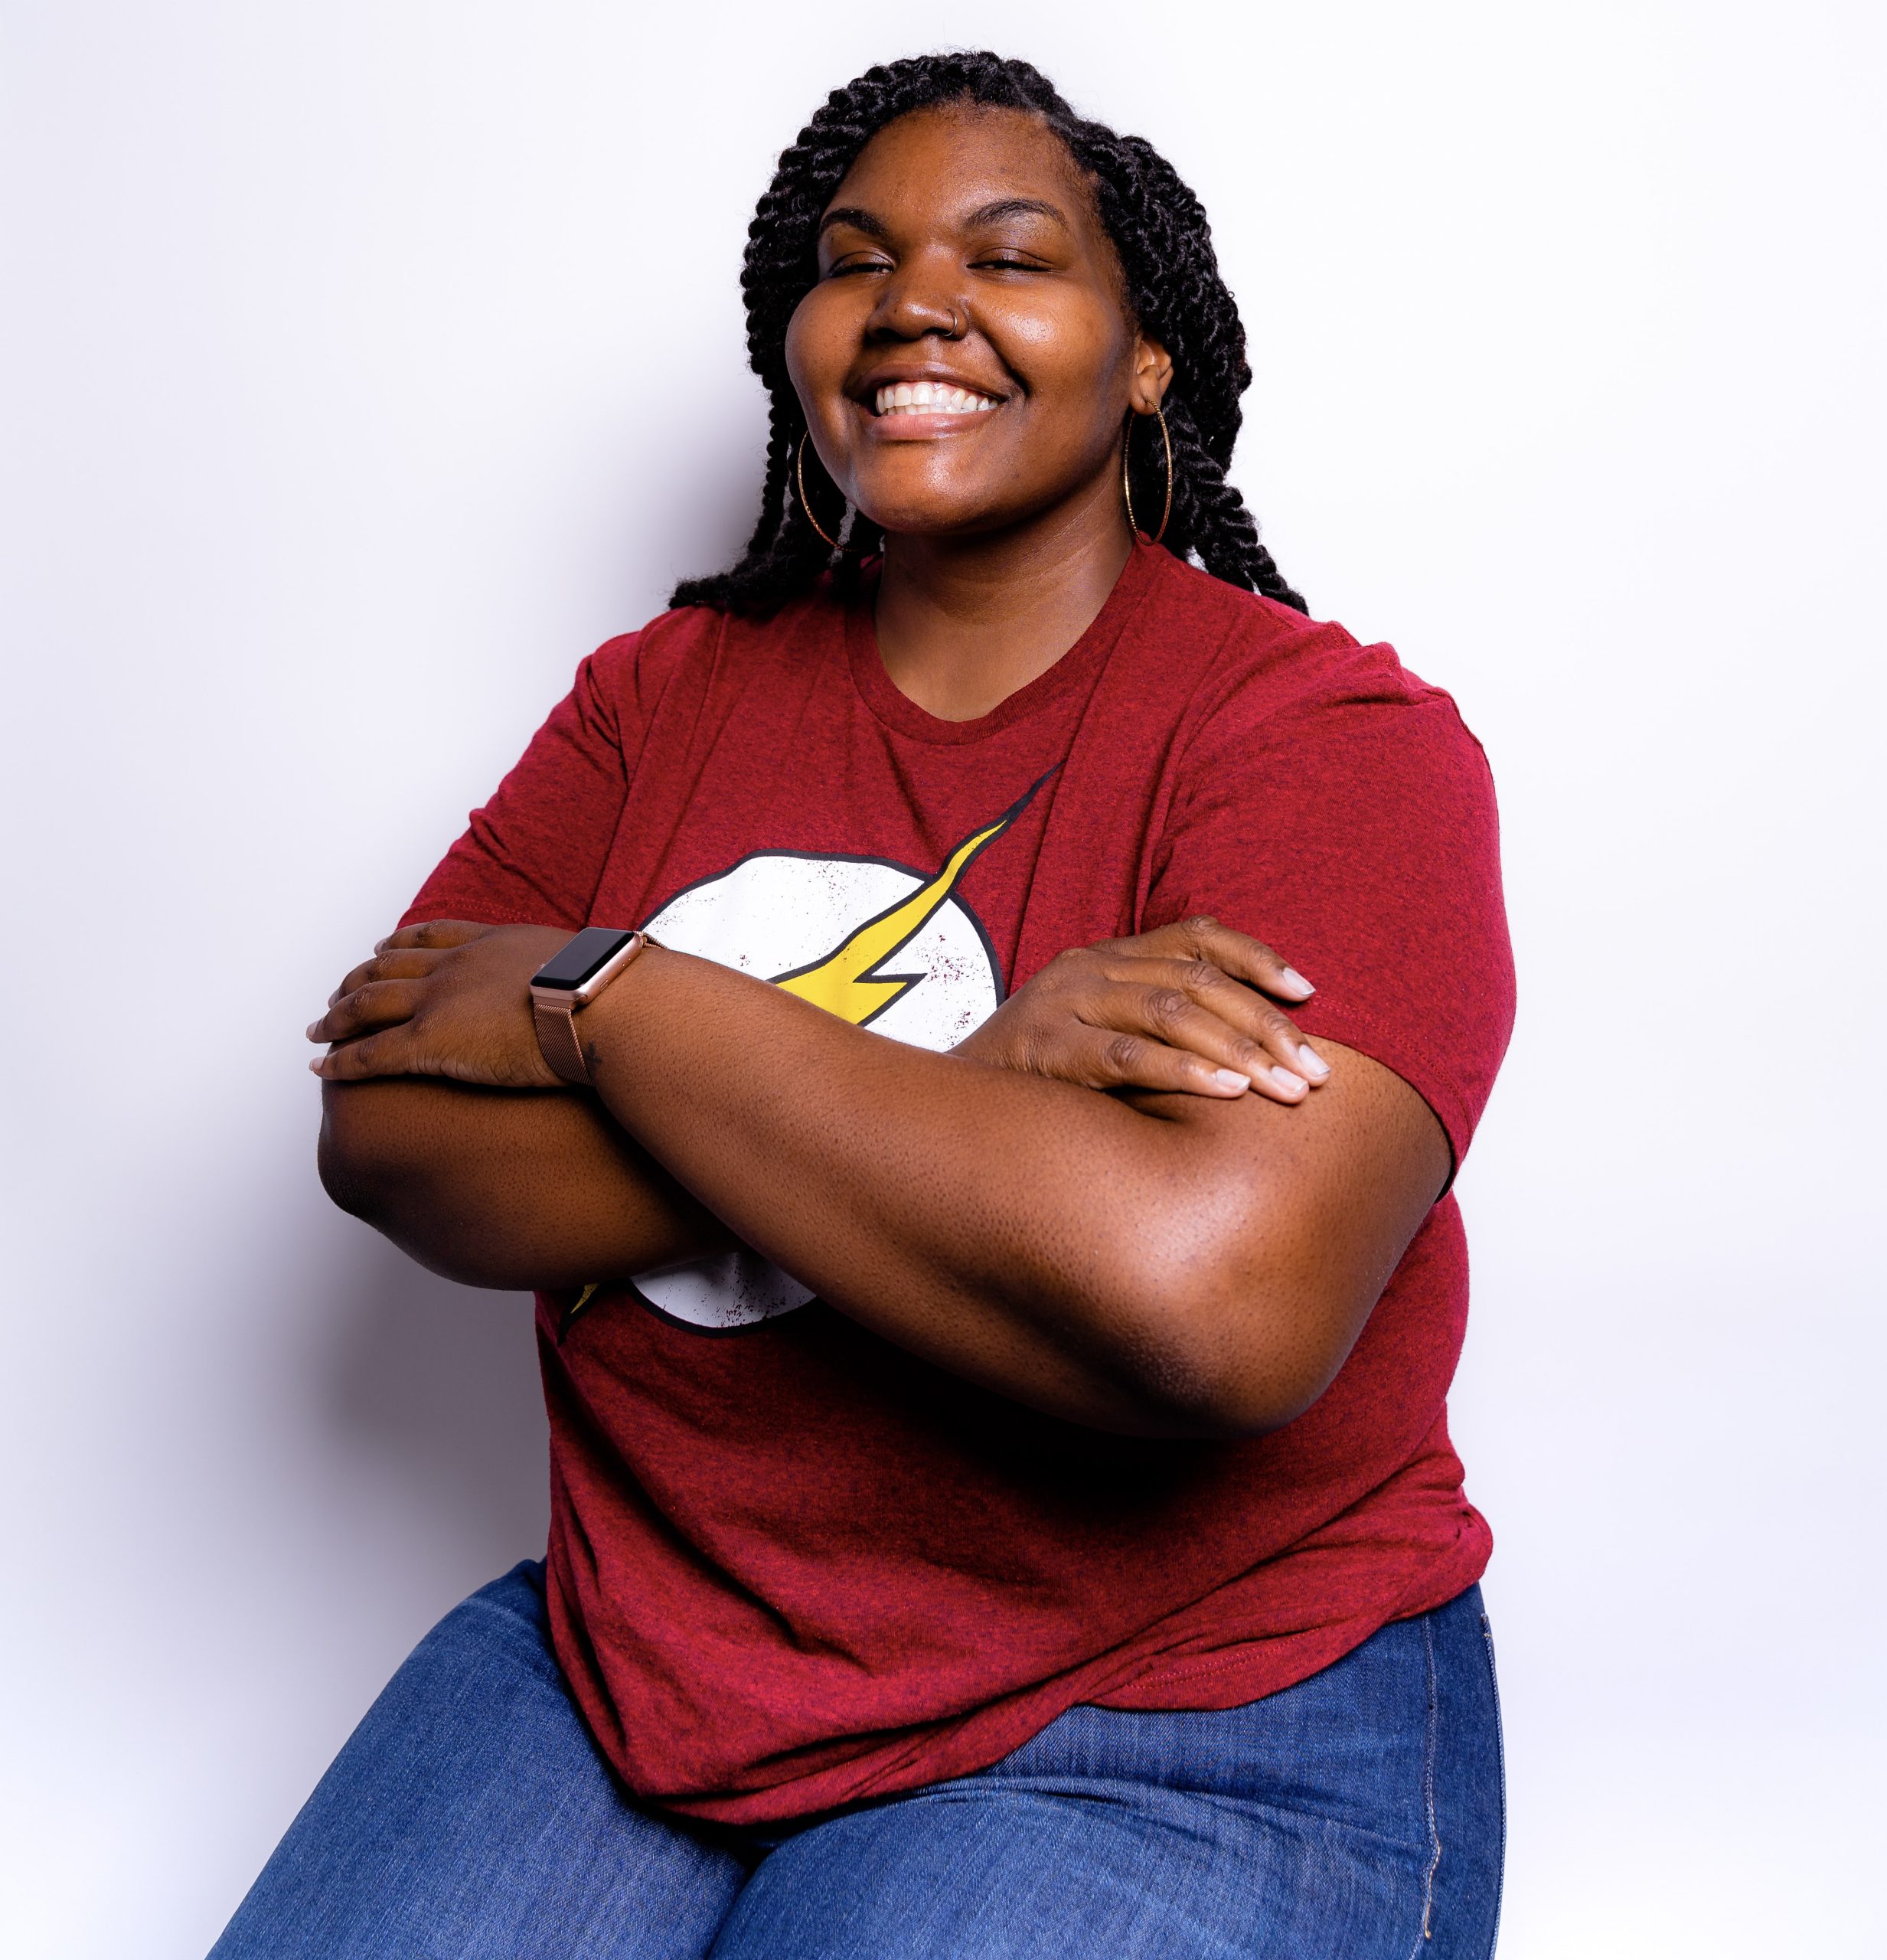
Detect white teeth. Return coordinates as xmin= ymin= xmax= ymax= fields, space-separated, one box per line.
xmin=873 ymin=381 xmax=999 ymax=417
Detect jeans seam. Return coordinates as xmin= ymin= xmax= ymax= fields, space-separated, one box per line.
xmin=1406 ymin=1612 xmax=1441 ymax=1958
xmin=1479 ymin=1612 xmax=1508 ymax=1958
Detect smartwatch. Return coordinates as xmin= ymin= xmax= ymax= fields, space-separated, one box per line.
xmin=528 ymin=926 xmax=660 ymax=1086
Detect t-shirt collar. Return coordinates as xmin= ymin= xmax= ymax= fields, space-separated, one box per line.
xmin=842 ymin=540 xmax=1164 ymax=746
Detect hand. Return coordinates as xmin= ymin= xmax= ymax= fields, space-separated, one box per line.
xmin=953 ymin=915 xmax=1329 ymax=1104
xmin=307 ymin=920 xmax=574 ymax=1087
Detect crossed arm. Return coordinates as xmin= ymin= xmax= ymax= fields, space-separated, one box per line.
xmin=314 ymin=919 xmax=1448 ymax=1439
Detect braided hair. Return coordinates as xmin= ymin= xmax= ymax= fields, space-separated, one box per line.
xmin=671 ymin=51 xmax=1306 ymax=616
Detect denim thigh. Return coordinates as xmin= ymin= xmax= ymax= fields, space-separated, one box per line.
xmin=207 ymin=1562 xmax=746 ymax=1960
xmin=211 ymin=1568 xmax=1503 ymax=1960
xmin=715 ymin=1586 xmax=1505 ymax=1960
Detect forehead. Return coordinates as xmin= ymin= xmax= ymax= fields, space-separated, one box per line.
xmin=824 ymin=105 xmax=1102 ymax=240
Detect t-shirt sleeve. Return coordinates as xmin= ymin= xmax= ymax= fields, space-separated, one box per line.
xmin=1145 ymin=645 xmax=1516 ymax=1173
xmin=400 ymin=633 xmax=642 ymax=931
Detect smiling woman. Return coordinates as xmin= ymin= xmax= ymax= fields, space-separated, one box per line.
xmin=212 ymin=50 xmax=1515 ymax=1960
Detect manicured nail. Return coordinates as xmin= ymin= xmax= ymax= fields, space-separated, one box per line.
xmin=1269 ymin=1065 xmax=1308 ymax=1094
xmin=308 ymin=1058 xmax=324 ymax=1074
xmin=1213 ymin=1068 xmax=1250 ymax=1093
xmin=1278 ymin=967 xmax=1314 ymax=997
xmin=1298 ymin=1044 xmax=1330 ymax=1080
xmin=305 ymin=1021 xmax=322 ymax=1040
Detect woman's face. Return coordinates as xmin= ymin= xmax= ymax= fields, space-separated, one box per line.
xmin=785 ymin=106 xmax=1168 ymax=541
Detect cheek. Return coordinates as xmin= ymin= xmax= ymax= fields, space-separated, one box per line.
xmin=785 ymin=289 xmax=855 ymax=427
xmin=782 ymin=302 xmax=815 ymax=415
xmin=991 ymin=294 xmax=1138 ymax=463
xmin=999 ymin=293 xmax=1134 ymax=404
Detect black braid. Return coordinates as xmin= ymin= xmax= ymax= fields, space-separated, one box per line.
xmin=670 ymin=52 xmax=1305 ymax=616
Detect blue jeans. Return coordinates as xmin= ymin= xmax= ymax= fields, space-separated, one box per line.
xmin=210 ymin=1563 xmax=1504 ymax=1959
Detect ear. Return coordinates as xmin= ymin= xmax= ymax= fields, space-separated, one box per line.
xmin=1130 ymin=332 xmax=1174 ymax=414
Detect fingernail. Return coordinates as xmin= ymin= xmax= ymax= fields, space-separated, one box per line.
xmin=1279 ymin=967 xmax=1314 ymax=996
xmin=305 ymin=1021 xmax=322 ymax=1040
xmin=1213 ymin=1068 xmax=1250 ymax=1093
xmin=1298 ymin=1044 xmax=1330 ymax=1080
xmin=373 ymin=939 xmax=387 ymax=953
xmin=308 ymin=1058 xmax=324 ymax=1075
xmin=1269 ymin=1065 xmax=1308 ymax=1094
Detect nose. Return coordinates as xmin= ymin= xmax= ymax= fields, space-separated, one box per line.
xmin=865 ymin=258 xmax=966 ymax=341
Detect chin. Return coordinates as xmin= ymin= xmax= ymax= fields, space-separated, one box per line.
xmin=860 ymin=505 xmax=972 ymax=540
xmin=855 ymin=483 xmax=1023 ymax=541
xmin=848 ymin=452 xmax=1007 ymax=528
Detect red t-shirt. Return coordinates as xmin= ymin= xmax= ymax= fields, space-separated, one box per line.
xmin=403 ymin=541 xmax=1516 ymax=1824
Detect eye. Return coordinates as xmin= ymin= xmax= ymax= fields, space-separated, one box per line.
xmin=973 ymin=251 xmax=1048 ymax=272
xmin=824 ymin=253 xmax=891 ymax=279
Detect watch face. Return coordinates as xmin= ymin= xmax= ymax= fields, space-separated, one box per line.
xmin=531 ymin=926 xmax=637 ymax=991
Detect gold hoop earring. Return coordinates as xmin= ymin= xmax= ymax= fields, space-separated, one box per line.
xmin=1121 ymin=405 xmax=1173 ymax=546
xmin=796 ymin=431 xmax=847 ymax=551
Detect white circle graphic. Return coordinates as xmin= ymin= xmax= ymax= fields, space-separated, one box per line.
xmin=630 ymin=852 xmax=1003 ymax=1331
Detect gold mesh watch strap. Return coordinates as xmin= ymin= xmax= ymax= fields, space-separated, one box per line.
xmin=531 ymin=993 xmax=593 ymax=1086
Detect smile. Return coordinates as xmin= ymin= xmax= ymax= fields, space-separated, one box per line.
xmin=873 ymin=381 xmax=1001 ymax=419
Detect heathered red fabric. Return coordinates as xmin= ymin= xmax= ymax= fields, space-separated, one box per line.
xmin=403 ymin=541 xmax=1516 ymax=1823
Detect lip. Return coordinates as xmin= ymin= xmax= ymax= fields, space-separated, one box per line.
xmin=848 ymin=361 xmax=1012 ymax=439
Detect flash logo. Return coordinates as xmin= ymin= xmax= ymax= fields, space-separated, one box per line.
xmin=772 ymin=808 xmax=1017 ymax=1027
xmin=615 ymin=774 xmax=1050 ymax=1332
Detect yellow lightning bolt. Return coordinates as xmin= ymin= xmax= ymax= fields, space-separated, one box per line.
xmin=773 ymin=814 xmax=1014 ymax=1026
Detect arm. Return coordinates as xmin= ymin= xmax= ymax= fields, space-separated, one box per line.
xmin=574 ymin=949 xmax=1447 ymax=1438
xmin=315 ymin=916 xmax=1331 ymax=1304
xmin=319 ymin=631 xmax=668 ymax=1281
xmin=318 ymin=1078 xmax=733 ymax=1290
xmin=313 ymin=923 xmax=1446 ymax=1438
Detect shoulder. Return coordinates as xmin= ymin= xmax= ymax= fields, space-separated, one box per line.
xmin=581 ymin=603 xmax=718 ymax=697
xmin=1141 ymin=552 xmax=1493 ymax=791
xmin=583 ymin=586 xmax=845 ymax=710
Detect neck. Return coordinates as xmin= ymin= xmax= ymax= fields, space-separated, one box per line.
xmin=872 ymin=472 xmax=1135 ymax=723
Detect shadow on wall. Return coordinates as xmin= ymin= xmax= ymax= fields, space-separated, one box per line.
xmin=319 ymin=1230 xmax=551 ymax=1579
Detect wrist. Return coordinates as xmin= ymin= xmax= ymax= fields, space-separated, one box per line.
xmin=948 ymin=1024 xmax=1001 ymax=1067
xmin=529 ymin=927 xmax=663 ymax=1086
xmin=570 ymin=942 xmax=680 ymax=1090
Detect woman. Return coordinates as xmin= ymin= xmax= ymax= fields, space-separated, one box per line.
xmin=220 ymin=51 xmax=1514 ymax=1960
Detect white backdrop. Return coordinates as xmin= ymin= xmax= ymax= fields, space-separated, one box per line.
xmin=3 ymin=3 xmax=1882 ymax=1954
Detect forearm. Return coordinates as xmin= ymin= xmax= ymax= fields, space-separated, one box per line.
xmin=581 ymin=950 xmax=1239 ymax=1432
xmin=309 ymin=920 xmax=1440 ymax=1433
xmin=318 ymin=1078 xmax=734 ymax=1289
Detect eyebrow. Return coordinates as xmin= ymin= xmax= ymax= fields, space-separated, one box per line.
xmin=816 ymin=197 xmax=1072 ymax=240
xmin=965 ymin=198 xmax=1070 ymax=232
xmin=818 ymin=206 xmax=890 ymax=240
